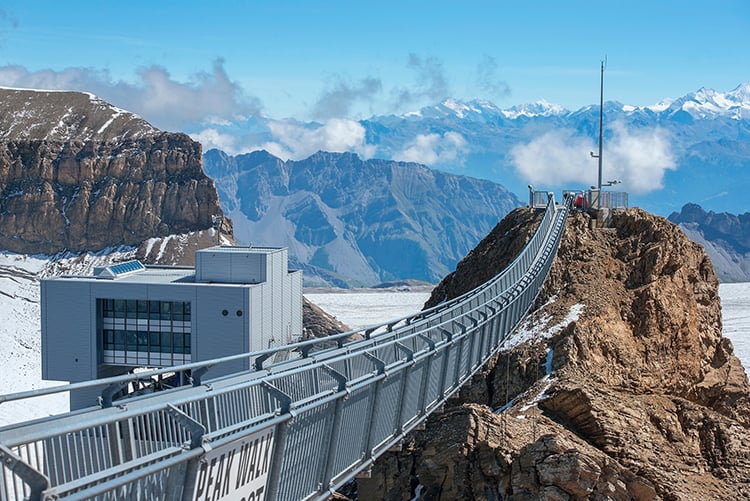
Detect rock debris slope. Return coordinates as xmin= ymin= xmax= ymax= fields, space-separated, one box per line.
xmin=358 ymin=207 xmax=750 ymax=500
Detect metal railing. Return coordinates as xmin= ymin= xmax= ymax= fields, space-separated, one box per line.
xmin=0 ymin=193 xmax=572 ymax=501
xmin=587 ymin=189 xmax=628 ymax=209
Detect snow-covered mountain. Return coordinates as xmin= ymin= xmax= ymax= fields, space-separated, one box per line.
xmin=192 ymin=82 xmax=750 ymax=216
xmin=0 ymin=87 xmax=159 ymax=142
xmin=648 ymin=82 xmax=750 ymax=120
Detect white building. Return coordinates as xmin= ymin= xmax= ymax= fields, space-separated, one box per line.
xmin=41 ymin=246 xmax=303 ymax=410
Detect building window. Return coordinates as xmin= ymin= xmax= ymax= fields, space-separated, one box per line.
xmin=99 ymin=299 xmax=192 ymax=366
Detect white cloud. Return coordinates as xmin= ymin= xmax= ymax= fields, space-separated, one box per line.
xmin=0 ymin=60 xmax=261 ymax=132
xmin=190 ymin=128 xmax=237 ymax=154
xmin=259 ymin=118 xmax=376 ymax=160
xmin=606 ymin=122 xmax=677 ymax=193
xmin=393 ymin=131 xmax=468 ymax=165
xmin=510 ymin=123 xmax=676 ymax=194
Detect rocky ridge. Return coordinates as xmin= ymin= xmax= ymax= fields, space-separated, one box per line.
xmin=358 ymin=207 xmax=750 ymax=500
xmin=668 ymin=203 xmax=750 ymax=283
xmin=0 ymin=88 xmax=158 ymax=142
xmin=0 ymin=88 xmax=226 ymax=254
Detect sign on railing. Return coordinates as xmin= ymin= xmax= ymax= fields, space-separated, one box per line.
xmin=193 ymin=427 xmax=275 ymax=501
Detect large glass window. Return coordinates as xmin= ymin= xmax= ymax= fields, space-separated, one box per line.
xmin=99 ymin=298 xmax=192 ymax=366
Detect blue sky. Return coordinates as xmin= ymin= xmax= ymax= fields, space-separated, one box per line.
xmin=1 ymin=0 xmax=749 ymax=127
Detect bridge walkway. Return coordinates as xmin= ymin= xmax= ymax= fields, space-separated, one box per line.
xmin=0 ymin=193 xmax=571 ymax=501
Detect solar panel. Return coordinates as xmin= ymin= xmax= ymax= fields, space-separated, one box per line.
xmin=108 ymin=260 xmax=145 ymax=276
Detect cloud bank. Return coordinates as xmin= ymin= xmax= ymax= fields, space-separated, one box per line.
xmin=510 ymin=122 xmax=676 ymax=194
xmin=393 ymin=131 xmax=468 ymax=165
xmin=198 ymin=118 xmax=377 ymax=160
xmin=0 ymin=59 xmax=261 ymax=132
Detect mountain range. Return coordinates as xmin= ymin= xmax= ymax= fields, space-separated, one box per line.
xmin=3 ymin=85 xmax=748 ymax=287
xmin=203 ymin=149 xmax=521 ymax=286
xmin=195 ymin=82 xmax=750 ymax=216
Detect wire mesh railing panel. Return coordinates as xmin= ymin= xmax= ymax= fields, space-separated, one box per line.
xmin=368 ymin=374 xmax=403 ymax=452
xmin=276 ymin=402 xmax=337 ymax=501
xmin=372 ymin=343 xmax=402 ymax=366
xmin=442 ymin=344 xmax=459 ymax=394
xmin=424 ymin=351 xmax=446 ymax=408
xmin=130 ymin=411 xmax=189 ymax=458
xmin=45 ymin=449 xmax=186 ymax=501
xmin=458 ymin=335 xmax=472 ymax=377
xmin=201 ymin=383 xmax=277 ymax=433
xmin=346 ymin=352 xmax=381 ymax=381
xmin=10 ymin=425 xmax=111 ymax=490
xmin=271 ymin=367 xmax=337 ymax=404
xmin=90 ymin=463 xmax=186 ymax=501
xmin=399 ymin=360 xmax=427 ymax=426
xmin=329 ymin=386 xmax=374 ymax=481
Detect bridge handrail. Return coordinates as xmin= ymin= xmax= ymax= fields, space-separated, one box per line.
xmin=0 ymin=194 xmax=563 ymax=412
xmin=0 ymin=192 xmax=572 ymax=501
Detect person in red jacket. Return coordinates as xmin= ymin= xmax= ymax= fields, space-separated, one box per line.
xmin=573 ymin=192 xmax=587 ymax=211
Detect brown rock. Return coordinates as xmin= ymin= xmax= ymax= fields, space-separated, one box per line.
xmin=0 ymin=89 xmax=226 ymax=255
xmin=361 ymin=207 xmax=750 ymax=500
xmin=302 ymin=298 xmax=351 ymax=338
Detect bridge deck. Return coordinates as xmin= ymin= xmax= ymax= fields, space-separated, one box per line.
xmin=0 ymin=193 xmax=571 ymax=501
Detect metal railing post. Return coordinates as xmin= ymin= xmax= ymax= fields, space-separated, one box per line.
xmin=260 ymin=382 xmax=292 ymax=501
xmin=0 ymin=444 xmax=48 ymax=501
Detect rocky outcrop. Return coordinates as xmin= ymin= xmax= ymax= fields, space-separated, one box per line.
xmin=302 ymin=299 xmax=351 ymax=339
xmin=358 ymin=207 xmax=750 ymax=500
xmin=668 ymin=203 xmax=750 ymax=283
xmin=0 ymin=88 xmax=226 ymax=254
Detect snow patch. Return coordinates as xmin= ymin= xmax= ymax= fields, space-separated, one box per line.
xmin=500 ymin=298 xmax=584 ymax=351
xmin=0 ymin=248 xmax=141 ymax=426
xmin=410 ymin=484 xmax=424 ymax=500
xmin=97 ymin=109 xmax=124 ymax=134
xmin=520 ymin=376 xmax=555 ymax=412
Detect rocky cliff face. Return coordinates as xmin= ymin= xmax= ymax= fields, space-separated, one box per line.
xmin=358 ymin=207 xmax=750 ymax=500
xmin=0 ymin=88 xmax=225 ymax=254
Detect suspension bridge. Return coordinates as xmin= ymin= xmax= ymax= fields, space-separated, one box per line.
xmin=0 ymin=192 xmax=571 ymax=501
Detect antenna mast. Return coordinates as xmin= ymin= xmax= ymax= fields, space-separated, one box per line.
xmin=596 ymin=59 xmax=605 ymax=207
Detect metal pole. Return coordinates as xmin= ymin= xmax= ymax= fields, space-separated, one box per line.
xmin=597 ymin=60 xmax=604 ymax=208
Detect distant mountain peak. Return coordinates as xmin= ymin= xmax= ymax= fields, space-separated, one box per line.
xmin=401 ymin=97 xmax=568 ymax=121
xmin=644 ymin=81 xmax=750 ymax=120
xmin=500 ymin=99 xmax=567 ymax=119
